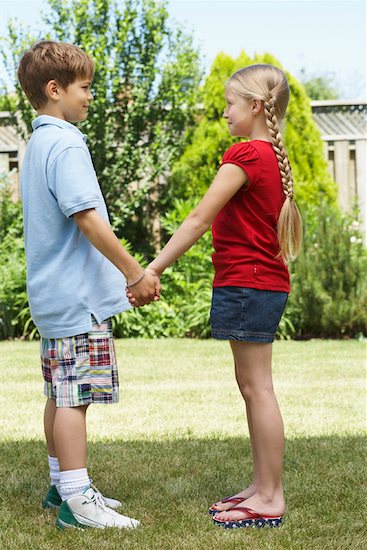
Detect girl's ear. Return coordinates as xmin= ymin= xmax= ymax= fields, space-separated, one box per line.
xmin=252 ymin=99 xmax=262 ymax=114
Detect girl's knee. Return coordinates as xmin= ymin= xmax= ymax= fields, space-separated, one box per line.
xmin=237 ymin=381 xmax=274 ymax=403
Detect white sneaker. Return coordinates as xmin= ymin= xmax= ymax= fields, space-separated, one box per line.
xmin=56 ymin=488 xmax=140 ymax=530
xmin=43 ymin=483 xmax=123 ymax=510
xmin=90 ymin=482 xmax=122 ymax=510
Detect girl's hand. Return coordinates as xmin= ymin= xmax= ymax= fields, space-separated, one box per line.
xmin=126 ymin=266 xmax=161 ymax=307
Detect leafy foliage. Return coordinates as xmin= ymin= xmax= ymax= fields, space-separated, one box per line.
xmin=0 ymin=0 xmax=202 ymax=254
xmin=0 ymin=23 xmax=37 ymax=138
xmin=0 ymin=30 xmax=364 ymax=341
xmin=0 ymin=173 xmax=36 ymax=339
xmin=168 ymin=51 xmax=337 ymax=208
xmin=112 ymin=199 xmax=213 ymax=338
xmin=288 ymin=204 xmax=367 ymax=338
xmin=300 ymin=69 xmax=340 ymax=100
xmin=113 ymin=199 xmax=296 ymax=340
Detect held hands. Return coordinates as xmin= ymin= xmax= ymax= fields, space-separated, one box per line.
xmin=126 ymin=267 xmax=161 ymax=307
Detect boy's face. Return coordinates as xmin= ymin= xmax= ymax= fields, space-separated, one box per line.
xmin=44 ymin=78 xmax=93 ymax=122
xmin=59 ymin=79 xmax=93 ymax=122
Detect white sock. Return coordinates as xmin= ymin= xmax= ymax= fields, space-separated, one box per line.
xmin=48 ymin=455 xmax=60 ymax=486
xmin=58 ymin=468 xmax=90 ymax=501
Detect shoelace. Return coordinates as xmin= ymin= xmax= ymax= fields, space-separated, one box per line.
xmin=89 ymin=490 xmax=107 ymax=510
xmin=89 ymin=479 xmax=108 ymax=506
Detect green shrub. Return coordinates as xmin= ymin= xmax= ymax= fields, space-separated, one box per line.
xmin=0 ymin=234 xmax=37 ymax=339
xmin=0 ymin=172 xmax=22 ymax=240
xmin=0 ymin=174 xmax=36 ymax=339
xmin=288 ymin=204 xmax=367 ymax=338
xmin=115 ymin=200 xmax=366 ymax=341
xmin=168 ymin=51 xmax=337 ymax=210
xmin=112 ymin=199 xmax=296 ymax=340
xmin=1 ymin=177 xmax=365 ymax=340
xmin=112 ymin=299 xmax=186 ymax=338
xmin=112 ymin=201 xmax=213 ymax=338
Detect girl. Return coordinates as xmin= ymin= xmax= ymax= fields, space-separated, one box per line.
xmin=127 ymin=64 xmax=302 ymax=529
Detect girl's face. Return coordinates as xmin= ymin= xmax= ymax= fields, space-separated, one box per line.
xmin=223 ymin=85 xmax=255 ymax=137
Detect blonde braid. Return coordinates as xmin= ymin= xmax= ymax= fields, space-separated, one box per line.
xmin=227 ymin=64 xmax=302 ymax=261
xmin=264 ymin=97 xmax=293 ymax=199
xmin=264 ymin=95 xmax=302 ymax=261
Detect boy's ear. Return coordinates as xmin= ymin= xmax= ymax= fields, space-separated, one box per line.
xmin=44 ymin=79 xmax=61 ymax=101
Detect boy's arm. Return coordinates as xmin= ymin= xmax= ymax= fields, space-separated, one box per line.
xmin=73 ymin=208 xmax=159 ymax=305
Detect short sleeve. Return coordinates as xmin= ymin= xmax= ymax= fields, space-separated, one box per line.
xmin=221 ymin=142 xmax=260 ymax=186
xmin=48 ymin=147 xmax=101 ymax=218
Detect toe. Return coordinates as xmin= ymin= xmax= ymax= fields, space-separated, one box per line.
xmin=213 ymin=512 xmax=228 ymax=521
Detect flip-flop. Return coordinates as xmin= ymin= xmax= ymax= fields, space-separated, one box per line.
xmin=208 ymin=496 xmax=247 ymax=516
xmin=213 ymin=506 xmax=283 ymax=529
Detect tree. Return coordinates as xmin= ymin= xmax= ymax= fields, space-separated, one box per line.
xmin=0 ymin=0 xmax=202 ymax=254
xmin=168 ymin=51 xmax=337 ymax=208
xmin=300 ymin=69 xmax=340 ymax=100
xmin=165 ymin=52 xmax=367 ymax=337
xmin=0 ymin=94 xmax=16 ymax=112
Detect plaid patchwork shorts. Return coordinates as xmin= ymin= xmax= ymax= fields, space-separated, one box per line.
xmin=41 ymin=317 xmax=119 ymax=407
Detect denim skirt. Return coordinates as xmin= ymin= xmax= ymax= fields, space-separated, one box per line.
xmin=210 ymin=286 xmax=288 ymax=343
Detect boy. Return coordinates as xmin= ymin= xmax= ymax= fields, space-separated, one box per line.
xmin=18 ymin=40 xmax=159 ymax=530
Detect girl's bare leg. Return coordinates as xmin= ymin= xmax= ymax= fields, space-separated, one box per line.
xmin=214 ymin=341 xmax=285 ymax=520
xmin=210 ymin=359 xmax=259 ymax=512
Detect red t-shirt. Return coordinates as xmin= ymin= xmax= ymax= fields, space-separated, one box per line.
xmin=211 ymin=140 xmax=290 ymax=292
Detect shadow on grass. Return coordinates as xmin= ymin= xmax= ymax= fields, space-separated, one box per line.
xmin=0 ymin=435 xmax=365 ymax=549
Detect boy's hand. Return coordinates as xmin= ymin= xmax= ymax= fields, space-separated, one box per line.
xmin=126 ymin=268 xmax=160 ymax=307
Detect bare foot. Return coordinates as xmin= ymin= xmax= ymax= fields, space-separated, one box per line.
xmin=213 ymin=492 xmax=285 ymax=522
xmin=210 ymin=484 xmax=257 ymax=513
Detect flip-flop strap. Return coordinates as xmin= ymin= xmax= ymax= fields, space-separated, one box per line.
xmin=227 ymin=506 xmax=281 ymax=520
xmin=220 ymin=496 xmax=245 ymax=505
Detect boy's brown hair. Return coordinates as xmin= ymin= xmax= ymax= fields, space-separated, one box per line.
xmin=17 ymin=40 xmax=94 ymax=110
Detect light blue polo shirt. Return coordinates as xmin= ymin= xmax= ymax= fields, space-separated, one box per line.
xmin=20 ymin=115 xmax=131 ymax=338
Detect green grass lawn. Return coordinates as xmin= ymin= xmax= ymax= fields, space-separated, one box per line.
xmin=0 ymin=339 xmax=365 ymax=549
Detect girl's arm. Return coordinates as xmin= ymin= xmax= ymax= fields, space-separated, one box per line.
xmin=128 ymin=163 xmax=248 ymax=305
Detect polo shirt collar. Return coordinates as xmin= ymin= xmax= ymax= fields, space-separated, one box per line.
xmin=32 ymin=115 xmax=87 ymax=142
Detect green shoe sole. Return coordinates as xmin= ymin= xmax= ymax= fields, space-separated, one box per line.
xmin=56 ymin=517 xmax=86 ymax=530
xmin=43 ymin=499 xmax=60 ymax=510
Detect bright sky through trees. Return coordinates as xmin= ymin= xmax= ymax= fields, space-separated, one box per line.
xmin=0 ymin=0 xmax=365 ymax=98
